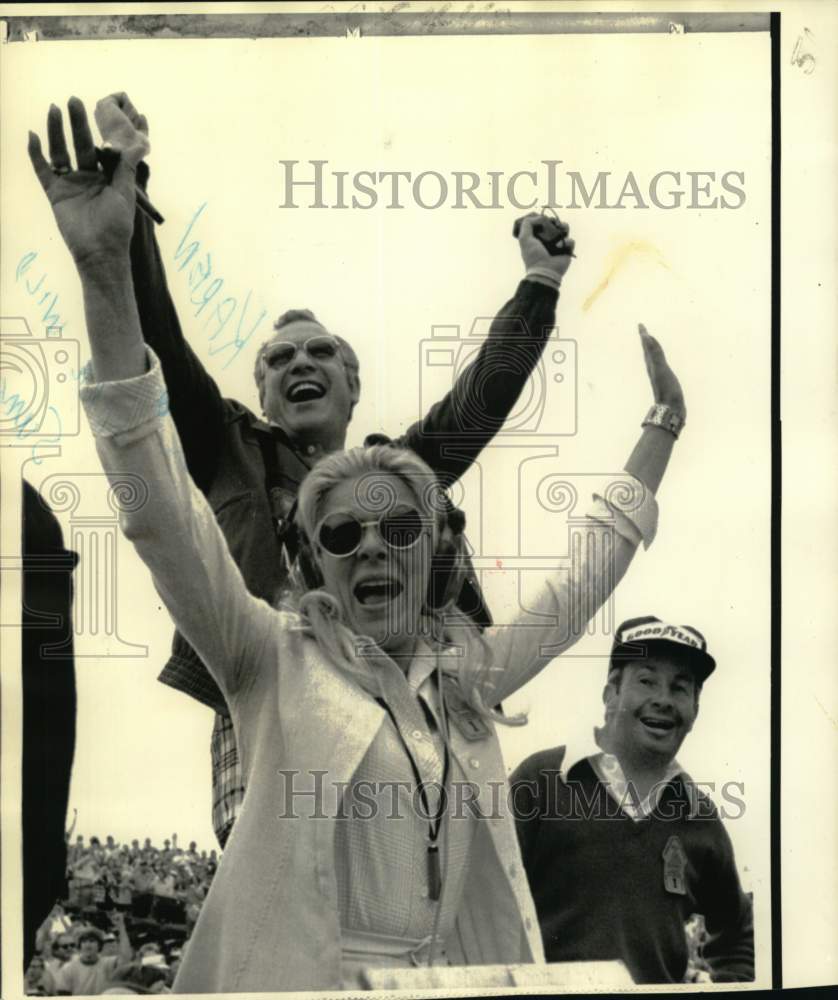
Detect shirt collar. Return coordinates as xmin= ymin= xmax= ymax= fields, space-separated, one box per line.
xmin=406 ymin=640 xmax=439 ymax=693
xmin=588 ymin=751 xmax=682 ymax=821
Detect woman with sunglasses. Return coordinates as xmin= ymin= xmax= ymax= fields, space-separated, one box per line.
xmin=31 ymin=96 xmax=685 ymax=994
xmin=74 ymin=314 xmax=683 ymax=992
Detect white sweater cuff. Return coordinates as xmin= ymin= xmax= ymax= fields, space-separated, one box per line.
xmin=588 ymin=473 xmax=659 ymax=550
xmin=80 ymin=347 xmax=167 ymax=442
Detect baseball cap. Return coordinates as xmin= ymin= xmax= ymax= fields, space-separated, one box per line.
xmin=610 ymin=615 xmax=716 ymax=683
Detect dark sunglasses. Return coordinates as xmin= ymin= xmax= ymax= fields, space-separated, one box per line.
xmin=262 ymin=335 xmax=339 ymax=369
xmin=316 ymin=505 xmax=428 ymax=558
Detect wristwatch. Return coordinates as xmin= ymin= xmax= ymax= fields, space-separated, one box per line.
xmin=642 ymin=403 xmax=685 ymax=439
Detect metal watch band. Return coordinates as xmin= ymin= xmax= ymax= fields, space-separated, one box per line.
xmin=641 ymin=403 xmax=685 ymax=439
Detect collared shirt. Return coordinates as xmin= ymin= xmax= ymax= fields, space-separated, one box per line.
xmin=589 ymin=752 xmax=682 ymax=821
xmin=335 ymin=646 xmax=476 ymax=940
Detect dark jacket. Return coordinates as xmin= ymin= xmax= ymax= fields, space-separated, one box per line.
xmin=22 ymin=481 xmax=77 ymax=965
xmin=129 ymin=164 xmax=559 ymax=714
xmin=511 ymin=746 xmax=755 ymax=984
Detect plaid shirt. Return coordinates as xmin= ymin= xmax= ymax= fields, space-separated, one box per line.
xmin=210 ymin=713 xmax=242 ymax=848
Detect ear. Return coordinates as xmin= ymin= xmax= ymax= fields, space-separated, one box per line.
xmin=347 ymin=373 xmax=361 ymax=417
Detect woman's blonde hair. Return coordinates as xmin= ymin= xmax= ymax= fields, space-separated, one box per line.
xmin=285 ymin=444 xmax=523 ymax=726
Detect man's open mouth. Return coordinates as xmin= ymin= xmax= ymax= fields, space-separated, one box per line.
xmin=353 ymin=578 xmax=404 ymax=607
xmin=287 ymin=381 xmax=326 ymax=403
xmin=640 ymin=716 xmax=676 ymax=733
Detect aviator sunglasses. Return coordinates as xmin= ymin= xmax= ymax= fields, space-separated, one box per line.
xmin=316 ymin=505 xmax=428 ymax=558
xmin=262 ymin=335 xmax=340 ymax=369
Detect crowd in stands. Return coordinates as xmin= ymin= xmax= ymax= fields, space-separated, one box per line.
xmin=25 ymin=834 xmax=218 ymax=995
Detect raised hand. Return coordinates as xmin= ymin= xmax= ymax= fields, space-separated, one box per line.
xmin=99 ymin=91 xmax=149 ymax=141
xmin=28 ymin=97 xmax=147 ymax=272
xmin=639 ymin=324 xmax=686 ymax=420
xmin=516 ymin=211 xmax=576 ymax=281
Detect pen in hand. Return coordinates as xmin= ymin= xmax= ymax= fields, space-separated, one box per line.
xmin=96 ymin=146 xmax=165 ymax=225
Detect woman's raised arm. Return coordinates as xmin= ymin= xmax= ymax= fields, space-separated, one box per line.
xmin=28 ymin=96 xmax=148 ymax=383
xmin=482 ymin=326 xmax=686 ymax=704
xmin=29 ymin=98 xmax=275 ymax=699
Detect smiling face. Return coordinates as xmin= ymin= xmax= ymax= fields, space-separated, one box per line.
xmin=78 ymin=937 xmax=101 ymax=964
xmin=260 ymin=322 xmax=359 ymax=447
xmin=313 ymin=473 xmax=433 ymax=658
xmin=603 ymin=653 xmax=699 ymax=768
xmin=54 ymin=936 xmax=74 ymax=961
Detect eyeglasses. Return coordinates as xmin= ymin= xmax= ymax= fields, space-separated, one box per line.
xmin=262 ymin=335 xmax=340 ymax=370
xmin=316 ymin=505 xmax=428 ymax=558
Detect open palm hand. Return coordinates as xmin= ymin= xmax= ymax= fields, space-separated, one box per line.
xmin=28 ymin=97 xmax=146 ymax=271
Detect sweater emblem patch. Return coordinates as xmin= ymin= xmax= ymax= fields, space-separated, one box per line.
xmin=662 ymin=835 xmax=688 ymax=895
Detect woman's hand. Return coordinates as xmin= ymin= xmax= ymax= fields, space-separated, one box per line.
xmin=639 ymin=323 xmax=686 ymax=421
xmin=28 ymin=97 xmax=148 ymax=273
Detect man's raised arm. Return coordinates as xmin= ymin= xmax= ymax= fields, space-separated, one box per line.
xmin=114 ymin=93 xmax=227 ymax=493
xmin=397 ymin=214 xmax=574 ymax=487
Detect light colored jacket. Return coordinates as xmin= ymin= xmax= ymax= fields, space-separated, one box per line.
xmin=80 ymin=350 xmax=656 ymax=993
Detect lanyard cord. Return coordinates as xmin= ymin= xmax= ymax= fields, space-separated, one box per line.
xmin=375 ymin=658 xmax=455 ymax=968
xmin=426 ymin=658 xmax=453 ymax=967
xmin=374 ymin=696 xmax=450 ymax=850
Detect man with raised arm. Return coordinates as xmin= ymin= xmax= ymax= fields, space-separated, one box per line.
xmin=32 ymin=94 xmax=575 ymax=848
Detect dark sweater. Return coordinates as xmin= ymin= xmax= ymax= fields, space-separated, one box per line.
xmin=510 ymin=747 xmax=754 ymax=984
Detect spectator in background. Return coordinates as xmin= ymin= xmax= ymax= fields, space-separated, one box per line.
xmin=130 ymin=862 xmax=156 ymax=921
xmin=43 ymin=931 xmax=76 ymax=991
xmin=182 ymin=874 xmax=206 ymax=936
xmin=109 ymin=866 xmax=134 ymax=912
xmin=105 ymin=952 xmax=169 ymax=995
xmin=151 ymin=867 xmax=175 ymax=900
xmin=67 ymin=837 xmax=85 ymax=868
xmin=56 ymin=914 xmax=132 ymax=996
xmin=101 ymin=932 xmax=119 ymax=959
xmin=25 ymin=955 xmax=51 ymax=996
xmin=35 ymin=904 xmax=74 ymax=954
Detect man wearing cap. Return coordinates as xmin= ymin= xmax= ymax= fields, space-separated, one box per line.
xmin=510 ymin=615 xmax=754 ymax=985
xmin=55 ymin=913 xmax=132 ymax=996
